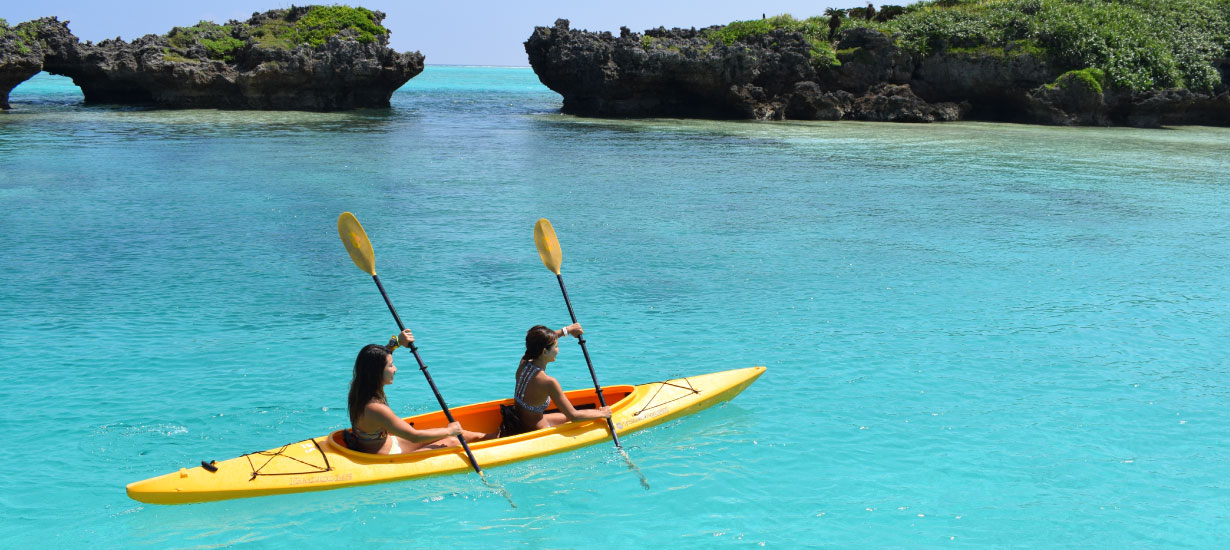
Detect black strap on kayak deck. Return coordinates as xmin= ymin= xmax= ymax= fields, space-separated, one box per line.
xmin=242 ymin=437 xmax=332 ymax=481
xmin=633 ymin=377 xmax=701 ymax=417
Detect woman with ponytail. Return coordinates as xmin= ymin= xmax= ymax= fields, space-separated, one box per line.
xmin=499 ymin=324 xmax=611 ymax=437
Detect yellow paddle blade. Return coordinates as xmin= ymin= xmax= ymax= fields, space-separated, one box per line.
xmin=534 ymin=218 xmax=562 ymax=275
xmin=338 ymin=212 xmax=376 ymax=275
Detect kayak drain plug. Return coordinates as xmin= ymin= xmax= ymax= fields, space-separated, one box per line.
xmin=201 ymin=460 xmax=218 ymax=473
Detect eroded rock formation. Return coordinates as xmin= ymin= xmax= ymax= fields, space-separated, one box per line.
xmin=0 ymin=21 xmax=44 ymax=109
xmin=525 ymin=20 xmax=1230 ymax=127
xmin=1 ymin=8 xmax=423 ymax=110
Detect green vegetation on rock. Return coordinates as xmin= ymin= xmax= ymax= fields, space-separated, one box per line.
xmin=162 ymin=5 xmax=388 ymax=62
xmin=713 ymin=1 xmax=1230 ymax=92
xmin=290 ymin=5 xmax=386 ymax=47
xmin=160 ymin=49 xmax=202 ymax=64
xmin=703 ymin=14 xmax=841 ymax=67
xmin=168 ymin=21 xmax=244 ymax=62
xmin=857 ymin=0 xmax=1229 ymax=92
xmin=808 ymin=37 xmax=841 ymax=67
xmin=2 ymin=19 xmax=40 ymax=55
xmin=705 ymin=16 xmax=795 ymax=45
xmin=1049 ymin=67 xmax=1108 ymax=95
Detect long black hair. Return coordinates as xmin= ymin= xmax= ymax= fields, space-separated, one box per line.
xmin=348 ymin=344 xmax=391 ymax=425
xmin=522 ymin=325 xmax=559 ymax=362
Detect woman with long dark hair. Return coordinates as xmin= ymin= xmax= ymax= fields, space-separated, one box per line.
xmin=346 ymin=329 xmax=487 ymax=454
xmin=501 ymin=324 xmax=611 ymax=436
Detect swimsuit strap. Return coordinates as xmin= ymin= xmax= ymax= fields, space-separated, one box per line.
xmin=514 ymin=361 xmax=551 ymax=413
xmin=349 ymin=425 xmax=387 ymax=441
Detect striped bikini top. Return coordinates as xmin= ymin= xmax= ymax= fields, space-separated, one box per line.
xmin=514 ymin=361 xmax=552 ymax=413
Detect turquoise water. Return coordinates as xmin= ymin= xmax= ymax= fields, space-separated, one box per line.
xmin=2 ymin=66 xmax=1228 ymax=547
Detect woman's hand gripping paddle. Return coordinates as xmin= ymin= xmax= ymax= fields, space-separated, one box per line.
xmin=339 ymin=212 xmax=515 ymax=506
xmin=534 ymin=218 xmax=650 ymax=489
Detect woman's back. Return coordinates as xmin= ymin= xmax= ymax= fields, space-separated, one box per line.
xmin=504 ymin=325 xmax=610 ymax=435
xmin=347 ymin=402 xmax=390 ymax=453
xmin=514 ymin=361 xmax=552 ymax=413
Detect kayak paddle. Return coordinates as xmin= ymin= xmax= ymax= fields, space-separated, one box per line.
xmin=338 ymin=212 xmax=514 ymax=504
xmin=534 ymin=218 xmax=650 ymax=489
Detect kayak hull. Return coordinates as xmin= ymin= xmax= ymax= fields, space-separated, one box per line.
xmin=126 ymin=366 xmax=765 ymax=504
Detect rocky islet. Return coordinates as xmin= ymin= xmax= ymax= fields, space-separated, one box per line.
xmin=523 ymin=5 xmax=1230 ymax=127
xmin=0 ymin=7 xmax=422 ymax=110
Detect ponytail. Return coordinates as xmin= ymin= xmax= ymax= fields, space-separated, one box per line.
xmin=522 ymin=325 xmax=559 ymax=362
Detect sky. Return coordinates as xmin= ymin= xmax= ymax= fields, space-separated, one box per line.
xmin=4 ymin=1 xmax=850 ymax=66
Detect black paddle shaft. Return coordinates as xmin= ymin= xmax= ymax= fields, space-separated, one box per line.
xmin=555 ymin=274 xmax=623 ymax=449
xmin=372 ymin=274 xmax=484 ymax=475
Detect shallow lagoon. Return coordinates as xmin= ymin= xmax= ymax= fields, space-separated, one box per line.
xmin=1 ymin=67 xmax=1228 ymax=547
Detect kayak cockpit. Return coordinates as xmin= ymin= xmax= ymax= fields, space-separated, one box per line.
xmin=325 ymin=385 xmax=637 ymax=460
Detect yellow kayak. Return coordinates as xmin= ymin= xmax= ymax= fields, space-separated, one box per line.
xmin=127 ymin=366 xmax=765 ymax=504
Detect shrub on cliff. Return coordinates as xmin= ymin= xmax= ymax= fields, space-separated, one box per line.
xmin=860 ymin=0 xmax=1230 ymax=92
xmin=1 ymin=18 xmax=40 ymax=55
xmin=163 ymin=5 xmax=388 ymax=62
xmin=716 ymin=1 xmax=1229 ymax=92
xmin=1049 ymin=67 xmax=1108 ymax=95
xmin=168 ymin=21 xmax=244 ymax=61
xmin=703 ymin=14 xmax=840 ymax=67
xmin=288 ymin=6 xmax=386 ymax=47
